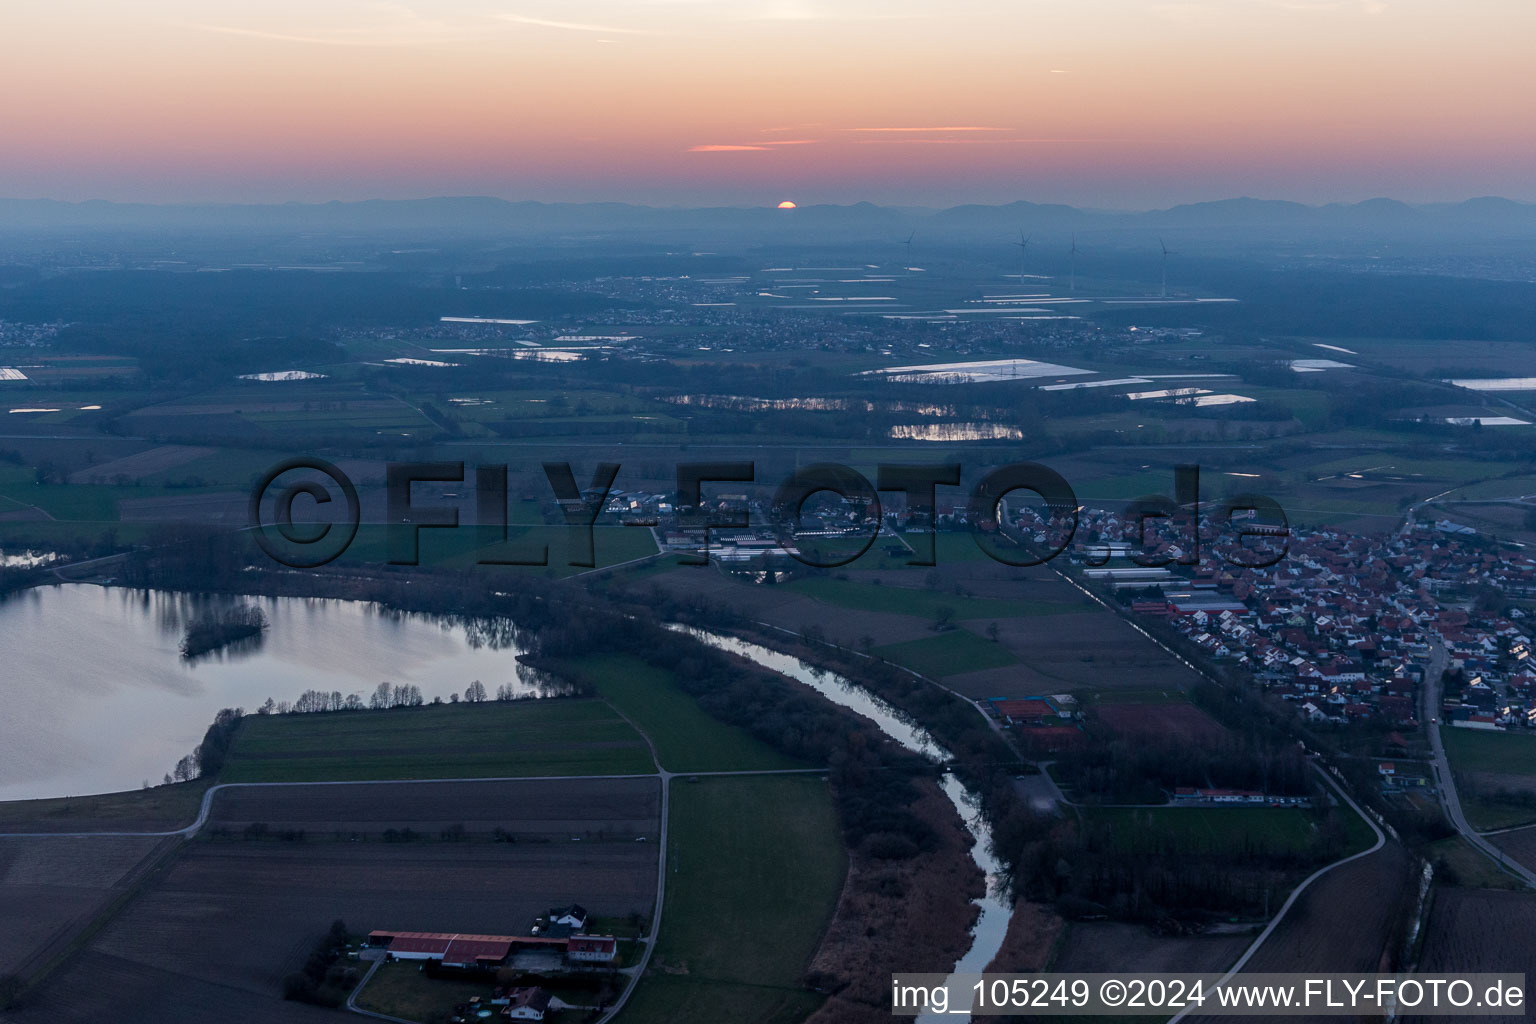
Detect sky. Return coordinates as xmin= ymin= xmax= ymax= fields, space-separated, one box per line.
xmin=3 ymin=0 xmax=1534 ymax=208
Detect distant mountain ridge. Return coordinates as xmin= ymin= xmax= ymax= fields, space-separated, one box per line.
xmin=0 ymin=194 xmax=1532 ymax=237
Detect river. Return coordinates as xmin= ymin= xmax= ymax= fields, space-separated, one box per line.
xmin=0 ymin=584 xmax=546 ymax=802
xmin=679 ymin=627 xmax=1013 ymax=1023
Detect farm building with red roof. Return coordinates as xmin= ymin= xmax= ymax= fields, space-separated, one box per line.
xmin=566 ymin=935 xmax=618 ymax=963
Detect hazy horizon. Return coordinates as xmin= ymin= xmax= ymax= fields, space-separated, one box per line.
xmin=5 ymin=0 xmax=1533 ymax=208
xmin=3 ymin=192 xmax=1532 ymax=212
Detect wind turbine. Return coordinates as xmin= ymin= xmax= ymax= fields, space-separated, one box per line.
xmin=1068 ymin=234 xmax=1080 ymax=292
xmin=1158 ymin=236 xmax=1179 ymax=298
xmin=1012 ymin=231 xmax=1031 ymax=283
xmin=901 ymin=230 xmax=915 ymax=268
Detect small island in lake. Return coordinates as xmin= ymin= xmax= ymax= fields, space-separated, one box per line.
xmin=180 ymin=605 xmax=269 ymax=659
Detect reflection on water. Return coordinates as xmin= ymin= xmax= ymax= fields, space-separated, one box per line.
xmin=0 ymin=585 xmax=544 ymax=801
xmin=678 ymin=627 xmax=1012 ymax=1022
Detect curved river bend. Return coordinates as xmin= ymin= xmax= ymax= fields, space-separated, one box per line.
xmin=681 ymin=627 xmax=1012 ymax=1023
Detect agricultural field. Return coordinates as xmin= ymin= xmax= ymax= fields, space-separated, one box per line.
xmin=944 ymin=610 xmax=1203 ymax=699
xmin=1441 ymin=726 xmax=1536 ymax=776
xmin=1216 ymin=843 xmax=1414 ymax=983
xmin=1426 ymin=836 xmax=1526 ymax=890
xmin=7 ymin=834 xmax=656 ymax=1024
xmin=1093 ymin=688 xmax=1191 ymax=705
xmin=619 ymin=775 xmax=845 ymax=1024
xmin=623 ymin=567 xmax=938 ymax=649
xmin=335 ymin=523 xmax=660 ymax=576
xmin=65 ymin=444 xmax=216 ymax=485
xmin=0 ymin=780 xmax=208 ymax=834
xmin=1341 ymin=337 xmax=1536 ymax=376
xmin=625 ymin=550 xmax=1200 ymax=703
xmin=0 ymin=470 xmax=232 ymax=525
xmin=552 ymin=653 xmax=810 ymax=774
xmin=1443 ymin=727 xmax=1536 ymax=829
xmin=1408 ymin=890 xmax=1536 ymax=1024
xmin=843 ymin=531 xmax=1013 ymax=571
xmin=0 ymin=836 xmax=171 ymax=981
xmin=120 ymin=386 xmax=438 ymax=442
xmin=0 ymin=519 xmax=156 ymax=550
xmin=1051 ymin=921 xmax=1248 ymax=974
xmin=782 ymin=576 xmax=1081 ymax=621
xmin=1458 ymin=797 xmax=1536 ymax=833
xmin=1489 ymin=824 xmax=1536 ymax=878
xmin=207 ymin=776 xmax=661 ymax=841
xmin=1079 ymin=807 xmax=1329 ymax=857
xmin=219 ymin=699 xmax=657 ymax=783
xmin=871 ymin=628 xmax=1019 ymax=679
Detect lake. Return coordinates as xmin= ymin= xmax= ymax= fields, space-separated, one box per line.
xmin=0 ymin=584 xmax=545 ymax=802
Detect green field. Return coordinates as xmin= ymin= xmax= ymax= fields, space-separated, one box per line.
xmin=618 ymin=775 xmax=845 ymax=1024
xmin=1425 ymin=836 xmax=1527 ymax=889
xmin=219 ymin=699 xmax=656 ymax=783
xmin=1082 ymin=806 xmax=1344 ymax=856
xmin=1441 ymin=726 xmax=1536 ymax=776
xmin=0 ymin=519 xmax=153 ymax=549
xmin=0 ymin=468 xmax=231 ymax=524
xmin=872 ymin=628 xmax=1020 ymax=678
xmin=1092 ymin=688 xmax=1190 ymax=705
xmin=554 ymin=654 xmax=809 ymax=773
xmin=1459 ymin=800 xmax=1536 ymax=832
xmin=848 ymin=531 xmax=995 ymax=571
xmin=786 ymin=577 xmax=1081 ymax=620
xmin=354 ymin=962 xmax=501 ymax=1022
xmin=336 ymin=523 xmax=658 ymax=577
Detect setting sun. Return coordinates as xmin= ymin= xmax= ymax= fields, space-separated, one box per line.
xmin=776 ymin=200 xmax=796 ymax=209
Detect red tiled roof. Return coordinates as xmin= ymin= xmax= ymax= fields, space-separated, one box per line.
xmin=444 ymin=937 xmax=513 ymax=963
xmin=568 ymin=936 xmax=617 ymax=954
xmin=371 ymin=931 xmax=561 ymax=959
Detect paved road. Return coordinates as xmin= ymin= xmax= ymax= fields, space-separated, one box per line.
xmin=1421 ymin=642 xmax=1536 ymax=888
xmin=1166 ymin=762 xmax=1386 ymax=1024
